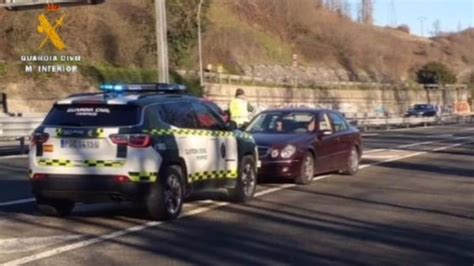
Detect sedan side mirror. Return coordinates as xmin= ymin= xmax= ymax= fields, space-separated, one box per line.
xmin=318 ymin=130 xmax=333 ymax=138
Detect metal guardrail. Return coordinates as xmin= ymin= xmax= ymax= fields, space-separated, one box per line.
xmin=352 ymin=114 xmax=474 ymax=131
xmin=178 ymin=70 xmax=468 ymax=90
xmin=0 ymin=117 xmax=44 ymax=154
xmin=0 ymin=114 xmax=473 ymax=155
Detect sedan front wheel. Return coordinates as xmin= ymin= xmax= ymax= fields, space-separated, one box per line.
xmin=295 ymin=152 xmax=314 ymax=185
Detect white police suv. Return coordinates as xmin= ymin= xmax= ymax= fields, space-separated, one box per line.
xmin=29 ymin=84 xmax=258 ymax=220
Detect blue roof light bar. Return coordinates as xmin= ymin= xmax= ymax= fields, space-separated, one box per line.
xmin=99 ymin=83 xmax=187 ymax=93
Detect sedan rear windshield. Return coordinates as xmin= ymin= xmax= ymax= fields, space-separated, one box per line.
xmin=43 ymin=104 xmax=142 ymax=127
xmin=414 ymin=104 xmax=432 ymax=110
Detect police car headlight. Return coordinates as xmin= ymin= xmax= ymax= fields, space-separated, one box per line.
xmin=271 ymin=149 xmax=280 ymax=158
xmin=280 ymin=145 xmax=296 ymax=159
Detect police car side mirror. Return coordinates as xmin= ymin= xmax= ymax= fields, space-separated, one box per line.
xmin=227 ymin=120 xmax=238 ymax=131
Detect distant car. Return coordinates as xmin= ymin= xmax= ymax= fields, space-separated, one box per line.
xmin=246 ymin=109 xmax=362 ymax=184
xmin=405 ymin=104 xmax=437 ymax=117
xmin=2 ymin=0 xmax=98 ymax=10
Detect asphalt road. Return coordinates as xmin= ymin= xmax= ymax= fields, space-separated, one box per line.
xmin=0 ymin=124 xmax=473 ymax=265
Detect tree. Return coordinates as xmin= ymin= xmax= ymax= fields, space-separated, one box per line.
xmin=325 ymin=0 xmax=351 ymax=18
xmin=432 ymin=19 xmax=441 ymax=36
xmin=359 ymin=0 xmax=374 ymax=24
xmin=416 ymin=62 xmax=457 ymax=85
xmin=457 ymin=21 xmax=463 ymax=32
xmin=341 ymin=0 xmax=352 ymax=19
xmin=166 ymin=0 xmax=211 ymax=68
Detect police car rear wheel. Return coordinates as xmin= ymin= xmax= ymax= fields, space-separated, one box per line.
xmin=229 ymin=155 xmax=256 ymax=203
xmin=36 ymin=196 xmax=75 ymax=217
xmin=146 ymin=165 xmax=184 ymax=221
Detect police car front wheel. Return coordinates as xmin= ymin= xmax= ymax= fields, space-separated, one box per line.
xmin=146 ymin=165 xmax=184 ymax=221
xmin=36 ymin=196 xmax=75 ymax=217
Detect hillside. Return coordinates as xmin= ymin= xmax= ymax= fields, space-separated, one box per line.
xmin=203 ymin=0 xmax=474 ymax=83
xmin=0 ymin=0 xmax=473 ymax=93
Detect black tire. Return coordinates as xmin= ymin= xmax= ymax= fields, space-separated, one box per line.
xmin=228 ymin=155 xmax=257 ymax=203
xmin=342 ymin=146 xmax=360 ymax=175
xmin=36 ymin=196 xmax=75 ymax=217
xmin=146 ymin=165 xmax=184 ymax=221
xmin=295 ymin=152 xmax=314 ymax=185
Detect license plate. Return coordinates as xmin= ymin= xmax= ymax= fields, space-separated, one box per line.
xmin=61 ymin=139 xmax=100 ymax=149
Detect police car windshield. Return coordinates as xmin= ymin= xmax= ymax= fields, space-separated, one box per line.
xmin=247 ymin=112 xmax=315 ymax=134
xmin=43 ymin=104 xmax=141 ymax=127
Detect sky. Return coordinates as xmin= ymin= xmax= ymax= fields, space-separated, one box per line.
xmin=348 ymin=0 xmax=474 ymax=37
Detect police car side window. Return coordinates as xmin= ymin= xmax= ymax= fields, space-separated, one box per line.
xmin=160 ymin=102 xmax=197 ymax=129
xmin=144 ymin=105 xmax=162 ymax=128
xmin=191 ymin=102 xmax=224 ymax=131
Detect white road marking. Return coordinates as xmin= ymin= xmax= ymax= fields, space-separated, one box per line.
xmin=364 ymin=149 xmax=386 ymax=154
xmin=383 ymin=126 xmax=474 ymax=132
xmin=0 ymin=235 xmax=83 ymax=254
xmin=0 ymin=198 xmax=35 ymax=208
xmin=398 ymin=140 xmax=442 ymax=148
xmin=359 ymin=139 xmax=472 ymax=169
xmin=1 ymin=137 xmax=472 ymax=265
xmin=312 ymin=175 xmax=332 ymax=181
xmin=364 ymin=136 xmax=470 ymax=154
xmin=362 ymin=154 xmax=399 ymax=159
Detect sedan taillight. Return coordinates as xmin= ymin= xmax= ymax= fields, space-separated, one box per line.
xmin=110 ymin=134 xmax=152 ymax=148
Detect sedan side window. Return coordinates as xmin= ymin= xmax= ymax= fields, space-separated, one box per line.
xmin=319 ymin=113 xmax=333 ymax=132
xmin=328 ymin=112 xmax=348 ymax=132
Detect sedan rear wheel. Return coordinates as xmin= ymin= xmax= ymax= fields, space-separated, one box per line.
xmin=342 ymin=147 xmax=359 ymax=175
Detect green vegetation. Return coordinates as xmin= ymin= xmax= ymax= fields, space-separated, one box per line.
xmin=167 ymin=0 xmax=211 ymax=68
xmin=0 ymin=62 xmax=6 ymax=78
xmin=170 ymin=70 xmax=203 ymax=97
xmin=208 ymin=1 xmax=293 ymax=67
xmin=416 ymin=62 xmax=457 ymax=85
xmin=80 ymin=65 xmax=158 ymax=84
xmin=80 ymin=65 xmax=203 ymax=96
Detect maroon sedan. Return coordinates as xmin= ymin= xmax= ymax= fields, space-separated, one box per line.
xmin=246 ymin=109 xmax=362 ymax=184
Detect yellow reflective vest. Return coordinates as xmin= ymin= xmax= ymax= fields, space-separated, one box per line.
xmin=229 ymin=97 xmax=250 ymax=126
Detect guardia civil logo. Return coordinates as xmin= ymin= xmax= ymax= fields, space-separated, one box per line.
xmin=37 ymin=4 xmax=67 ymax=51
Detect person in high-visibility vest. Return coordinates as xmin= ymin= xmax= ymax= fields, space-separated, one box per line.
xmin=229 ymin=88 xmax=254 ymax=127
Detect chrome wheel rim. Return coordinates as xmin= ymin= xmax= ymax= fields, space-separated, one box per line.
xmin=350 ymin=149 xmax=359 ymax=172
xmin=164 ymin=174 xmax=182 ymax=215
xmin=303 ymin=156 xmax=314 ymax=179
xmin=242 ymin=163 xmax=256 ymax=197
